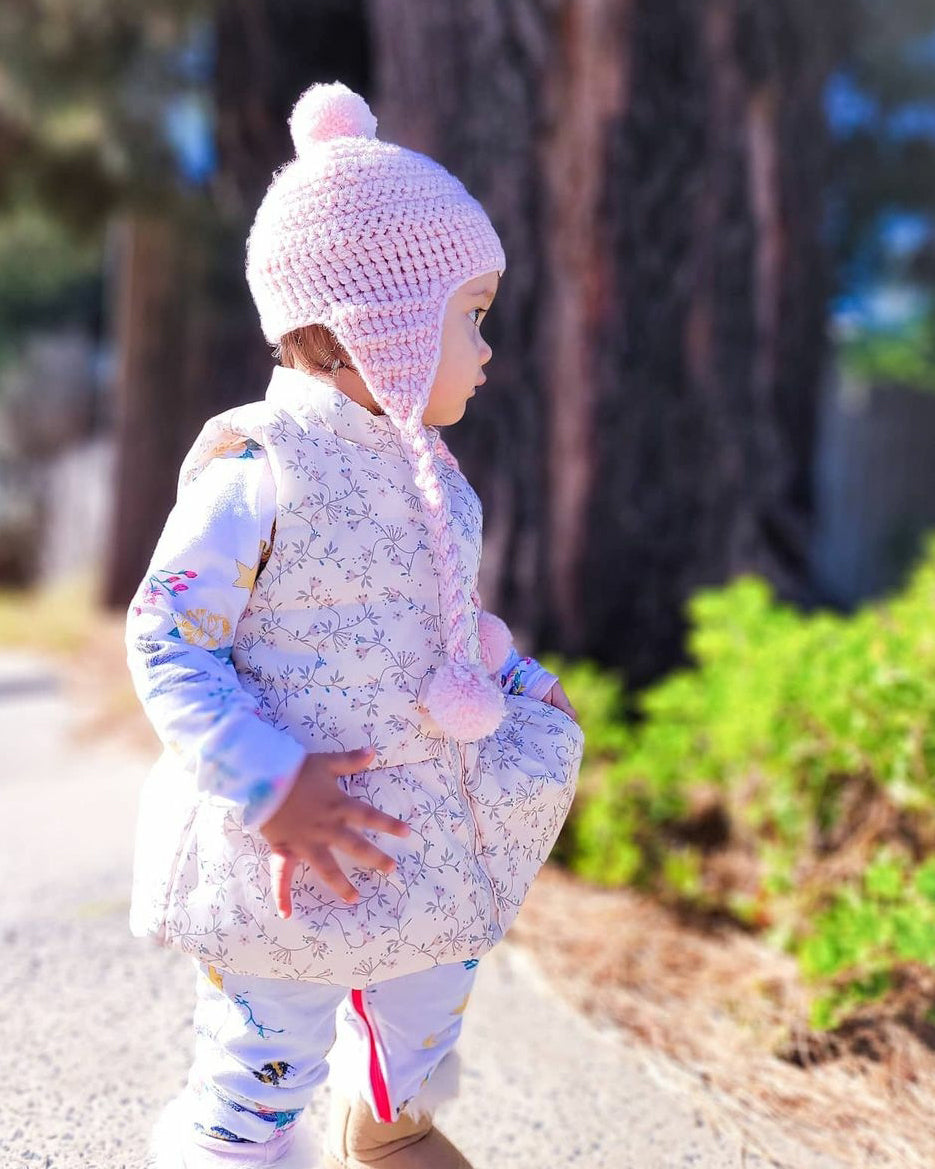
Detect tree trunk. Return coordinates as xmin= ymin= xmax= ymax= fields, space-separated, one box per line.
xmin=102 ymin=1 xmax=370 ymax=608
xmin=369 ymin=0 xmax=843 ymax=687
xmin=102 ymin=210 xmax=213 ymax=607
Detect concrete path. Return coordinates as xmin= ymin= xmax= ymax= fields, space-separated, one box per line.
xmin=0 ymin=652 xmax=847 ymax=1168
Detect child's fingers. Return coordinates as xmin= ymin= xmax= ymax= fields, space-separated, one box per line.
xmin=307 ymin=844 xmax=361 ymax=904
xmin=269 ymin=849 xmax=297 ymax=919
xmin=328 ymin=745 xmax=376 ymax=776
xmin=344 ymin=798 xmax=411 ymax=838
xmin=548 ymin=682 xmax=578 ymax=721
xmin=559 ymin=695 xmax=578 ymax=719
xmin=331 ymin=826 xmax=397 ymax=875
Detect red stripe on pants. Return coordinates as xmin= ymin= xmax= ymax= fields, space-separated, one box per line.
xmin=350 ymin=989 xmax=393 ymax=1123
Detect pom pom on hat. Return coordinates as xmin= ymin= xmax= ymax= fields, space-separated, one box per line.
xmin=478 ymin=610 xmax=513 ymax=676
xmin=424 ymin=659 xmax=505 ymax=741
xmin=289 ymin=81 xmax=378 ymax=157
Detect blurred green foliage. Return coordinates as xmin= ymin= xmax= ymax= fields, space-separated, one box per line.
xmin=839 ymin=309 xmax=935 ymax=393
xmin=0 ymin=2 xmax=210 ymax=363
xmin=0 ymin=206 xmax=103 ymax=370
xmin=545 ymin=532 xmax=935 ymax=1031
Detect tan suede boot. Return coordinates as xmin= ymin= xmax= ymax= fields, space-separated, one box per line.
xmin=323 ymin=1095 xmax=473 ymax=1169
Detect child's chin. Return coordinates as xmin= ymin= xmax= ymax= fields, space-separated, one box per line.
xmin=425 ymin=402 xmax=468 ymax=427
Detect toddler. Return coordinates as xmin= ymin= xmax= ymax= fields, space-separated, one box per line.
xmin=126 ymin=81 xmax=584 ymax=1169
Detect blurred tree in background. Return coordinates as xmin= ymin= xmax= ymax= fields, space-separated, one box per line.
xmin=0 ymin=0 xmax=369 ymax=600
xmin=825 ymin=1 xmax=935 ymax=296
xmin=103 ymin=1 xmax=370 ymax=610
xmin=0 ymin=0 xmax=933 ymax=686
xmin=372 ymin=0 xmax=847 ymax=685
xmin=0 ymin=0 xmax=211 ymax=582
xmin=824 ymin=1 xmax=935 ymax=397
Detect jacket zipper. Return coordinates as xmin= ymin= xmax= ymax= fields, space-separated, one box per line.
xmin=456 ymin=743 xmax=502 ymax=937
xmin=350 ymin=989 xmax=393 ymax=1123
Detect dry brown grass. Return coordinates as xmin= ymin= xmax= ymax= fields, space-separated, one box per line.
xmin=0 ymin=579 xmax=158 ymax=752
xmin=509 ymin=864 xmax=935 ymax=1168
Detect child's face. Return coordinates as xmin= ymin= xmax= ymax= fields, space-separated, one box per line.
xmin=422 ymin=271 xmax=499 ymax=427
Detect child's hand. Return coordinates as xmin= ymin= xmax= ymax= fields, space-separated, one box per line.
xmin=259 ymin=746 xmax=410 ymax=918
xmin=542 ymin=680 xmax=578 ymax=722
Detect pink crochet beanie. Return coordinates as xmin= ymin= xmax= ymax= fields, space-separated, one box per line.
xmin=245 ymin=81 xmax=508 ymax=742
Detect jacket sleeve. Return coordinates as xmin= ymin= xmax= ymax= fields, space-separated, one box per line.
xmin=497 ymin=647 xmax=560 ymax=701
xmin=472 ymin=587 xmax=559 ymax=701
xmin=125 ymin=449 xmax=306 ymax=829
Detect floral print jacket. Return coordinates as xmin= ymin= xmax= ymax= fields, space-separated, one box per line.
xmin=125 ymin=366 xmax=578 ymax=984
xmin=126 ymin=366 xmax=558 ymax=829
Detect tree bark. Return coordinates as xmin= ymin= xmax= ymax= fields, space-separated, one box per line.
xmin=369 ymin=0 xmax=843 ymax=686
xmin=102 ymin=1 xmax=371 ymax=608
xmin=105 ymin=0 xmax=843 ymax=689
xmin=102 ymin=210 xmax=213 ymax=608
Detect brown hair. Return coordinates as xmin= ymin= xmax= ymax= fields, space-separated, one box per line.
xmin=274 ymin=323 xmax=357 ymax=377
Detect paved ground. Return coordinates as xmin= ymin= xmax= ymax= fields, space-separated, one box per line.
xmin=0 ymin=652 xmax=847 ymax=1168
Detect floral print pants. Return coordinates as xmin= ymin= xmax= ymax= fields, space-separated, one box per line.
xmin=180 ymin=957 xmax=479 ymax=1148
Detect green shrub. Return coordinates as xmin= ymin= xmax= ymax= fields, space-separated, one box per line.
xmin=799 ymin=848 xmax=935 ymax=1029
xmin=553 ymin=533 xmax=935 ymax=1029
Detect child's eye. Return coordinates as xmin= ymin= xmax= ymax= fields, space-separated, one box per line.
xmin=469 ymin=307 xmax=487 ymax=327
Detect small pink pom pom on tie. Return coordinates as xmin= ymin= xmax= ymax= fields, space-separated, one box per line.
xmin=477 ymin=610 xmax=513 ymax=675
xmin=424 ymin=659 xmax=505 ymax=741
xmin=289 ymin=82 xmax=378 ymax=157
